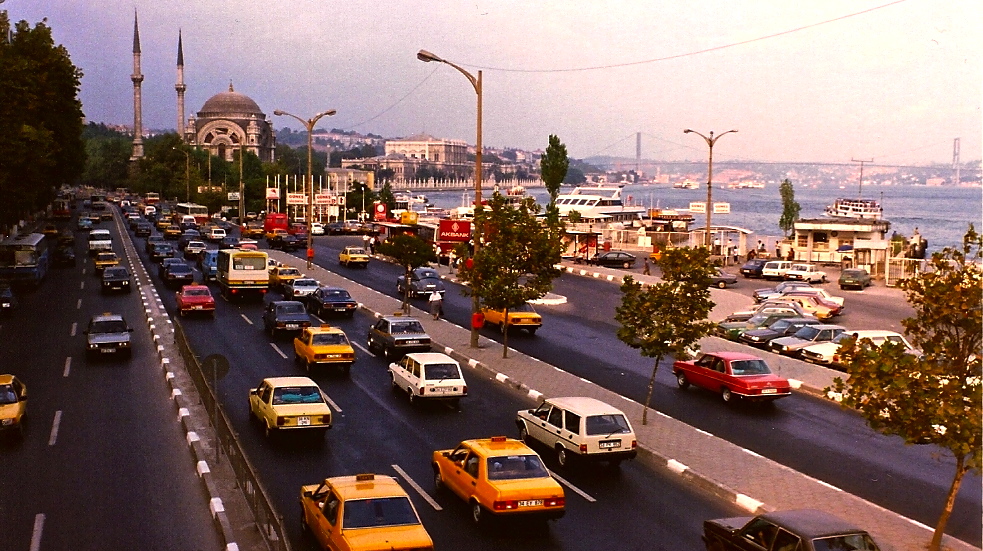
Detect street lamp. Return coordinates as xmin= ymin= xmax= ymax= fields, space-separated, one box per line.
xmin=683 ymin=129 xmax=738 ymax=249
xmin=173 ymin=146 xmax=190 ymax=202
xmin=418 ymin=48 xmax=483 ymax=348
xmin=273 ymin=108 xmax=337 ymax=269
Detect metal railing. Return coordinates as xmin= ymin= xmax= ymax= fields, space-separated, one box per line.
xmin=173 ymin=321 xmax=292 ymax=551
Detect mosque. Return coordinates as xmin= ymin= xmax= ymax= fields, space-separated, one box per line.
xmin=129 ymin=12 xmax=276 ymax=163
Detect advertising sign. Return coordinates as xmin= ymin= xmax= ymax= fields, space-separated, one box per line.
xmin=437 ymin=219 xmax=472 ymax=242
xmin=314 ymin=193 xmax=331 ymax=205
xmin=227 ymin=192 xmax=241 ymax=201
xmin=373 ymin=202 xmax=387 ymax=221
xmin=713 ymin=202 xmax=731 ymax=214
xmin=689 ymin=201 xmax=706 ymax=214
xmin=286 ymin=193 xmax=306 ymax=205
xmin=266 ymin=188 xmax=280 ymax=200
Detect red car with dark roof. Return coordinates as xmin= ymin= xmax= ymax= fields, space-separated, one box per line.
xmin=672 ymin=351 xmax=791 ymax=404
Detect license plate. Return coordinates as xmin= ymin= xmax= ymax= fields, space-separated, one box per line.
xmin=599 ymin=440 xmax=621 ymax=449
xmin=285 ymin=324 xmax=299 ymax=330
xmin=429 ymin=387 xmax=452 ymax=393
xmin=518 ymin=500 xmax=543 ymax=507
xmin=403 ymin=340 xmax=419 ymax=345
xmin=193 ymin=305 xmax=202 ymax=310
xmin=761 ymin=388 xmax=778 ymax=394
xmin=297 ymin=416 xmax=311 ymax=426
xmin=334 ymin=308 xmax=347 ymax=312
xmin=101 ymin=348 xmax=116 ymax=354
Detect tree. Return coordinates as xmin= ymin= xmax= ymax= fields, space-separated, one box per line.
xmin=0 ymin=13 xmax=85 ymax=230
xmin=456 ymin=193 xmax=564 ymax=357
xmin=615 ymin=247 xmax=716 ymax=424
xmin=377 ymin=181 xmax=397 ymax=215
xmin=778 ymin=179 xmax=800 ymax=238
xmin=828 ymin=226 xmax=981 ymax=551
xmin=540 ymin=134 xmax=569 ymax=224
xmin=376 ymin=234 xmax=437 ymax=313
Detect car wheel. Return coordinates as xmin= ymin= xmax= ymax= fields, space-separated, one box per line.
xmin=721 ymin=387 xmax=733 ymax=403
xmin=407 ymin=387 xmax=417 ymax=404
xmin=527 ymin=327 xmax=537 ymax=336
xmin=264 ymin=422 xmax=274 ymax=438
xmin=305 ymin=358 xmax=314 ymax=374
xmin=518 ymin=425 xmax=529 ymax=443
xmin=390 ymin=373 xmax=399 ymax=392
xmin=717 ymin=280 xmax=727 ymax=289
xmin=434 ymin=468 xmax=446 ymax=493
xmin=676 ymin=372 xmax=690 ymax=389
xmin=471 ymin=501 xmax=485 ymax=526
xmin=557 ymin=446 xmax=571 ymax=468
xmin=622 ymin=261 xmax=631 ymax=269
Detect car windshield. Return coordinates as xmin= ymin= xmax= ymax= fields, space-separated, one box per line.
xmin=391 ymin=321 xmax=425 ymax=334
xmin=747 ymin=315 xmax=769 ymax=326
xmin=843 ymin=270 xmax=865 ymax=277
xmin=423 ymin=363 xmax=460 ymax=380
xmin=184 ymin=288 xmax=210 ymax=297
xmin=793 ymin=326 xmax=822 ymax=340
xmin=312 ymin=333 xmax=348 ymax=346
xmin=91 ymin=320 xmax=127 ymax=333
xmin=169 ymin=265 xmax=192 ymax=274
xmin=812 ymin=534 xmax=880 ymax=551
xmin=342 ymin=497 xmax=420 ymax=529
xmin=277 ymin=303 xmax=306 ymax=315
xmin=0 ymin=384 xmax=18 ymax=404
xmin=585 ymin=414 xmax=631 ymax=435
xmin=511 ymin=303 xmax=536 ymax=313
xmin=104 ymin=268 xmax=128 ymax=277
xmin=768 ymin=319 xmax=792 ymax=331
xmin=486 ymin=454 xmax=551 ymax=480
xmin=272 ymin=386 xmax=323 ymax=405
xmin=730 ymin=359 xmax=772 ymax=375
xmin=280 ymin=269 xmax=300 ymax=276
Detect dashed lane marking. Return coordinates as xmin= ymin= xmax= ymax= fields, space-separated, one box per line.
xmin=269 ymin=343 xmax=288 ymax=359
xmin=76 ymin=299 xmax=81 ymax=309
xmin=391 ymin=464 xmax=442 ymax=511
xmin=30 ymin=513 xmax=45 ymax=551
xmin=63 ymin=357 xmax=71 ymax=378
xmin=70 ymin=322 xmax=77 ymax=337
xmin=48 ymin=411 xmax=62 ymax=446
xmin=240 ymin=314 xmax=253 ymax=325
xmin=548 ymin=469 xmax=596 ymax=502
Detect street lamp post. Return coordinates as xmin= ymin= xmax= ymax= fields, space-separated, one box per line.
xmin=683 ymin=129 xmax=738 ymax=249
xmin=273 ymin=108 xmax=337 ymax=269
xmin=417 ymin=48 xmax=483 ymax=348
xmin=173 ymin=146 xmax=190 ymax=202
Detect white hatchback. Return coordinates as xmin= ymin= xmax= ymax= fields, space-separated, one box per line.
xmin=389 ymin=352 xmax=467 ymax=408
xmin=516 ymin=396 xmax=637 ymax=468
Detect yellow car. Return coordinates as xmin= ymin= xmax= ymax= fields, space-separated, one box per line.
xmin=300 ymin=473 xmax=434 ymax=551
xmin=0 ymin=374 xmax=28 ymax=439
xmin=481 ymin=303 xmax=542 ymax=335
xmin=156 ymin=217 xmax=172 ymax=230
xmin=248 ymin=376 xmax=332 ymax=439
xmin=42 ymin=224 xmax=60 ymax=237
xmin=163 ymin=224 xmax=182 ymax=239
xmin=294 ymin=325 xmax=356 ymax=375
xmin=266 ymin=227 xmax=289 ymax=241
xmin=768 ymin=295 xmax=836 ymax=320
xmin=93 ymin=251 xmax=120 ymax=273
xmin=432 ymin=436 xmax=565 ymax=525
xmin=269 ymin=265 xmax=303 ymax=290
xmin=243 ymin=222 xmax=265 ymax=238
xmin=338 ymin=246 xmax=370 ymax=268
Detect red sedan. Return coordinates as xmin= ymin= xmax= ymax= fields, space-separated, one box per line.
xmin=672 ymin=351 xmax=791 ymax=404
xmin=176 ymin=285 xmax=216 ymax=317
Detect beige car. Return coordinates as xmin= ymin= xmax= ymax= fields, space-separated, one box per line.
xmin=248 ymin=376 xmax=332 ymax=438
xmin=515 ymin=396 xmax=637 ymax=468
xmin=766 ymin=294 xmax=837 ymax=320
xmin=389 ymin=352 xmax=467 ymax=408
xmin=338 ymin=246 xmax=370 ymax=268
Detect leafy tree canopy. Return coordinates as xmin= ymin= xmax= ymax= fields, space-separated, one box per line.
xmin=376 ymin=234 xmax=438 ymax=313
xmin=778 ymin=179 xmax=801 ymax=238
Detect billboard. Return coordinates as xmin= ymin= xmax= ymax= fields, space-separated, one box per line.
xmin=286 ymin=193 xmax=306 ymax=205
xmin=266 ymin=188 xmax=280 ymax=200
xmin=437 ymin=219 xmax=472 ymax=242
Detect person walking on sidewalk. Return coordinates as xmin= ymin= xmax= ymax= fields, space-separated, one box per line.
xmin=428 ymin=291 xmax=443 ymax=319
xmin=642 ymin=258 xmax=651 ymax=276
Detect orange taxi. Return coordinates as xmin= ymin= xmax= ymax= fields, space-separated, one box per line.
xmin=269 ymin=265 xmax=303 ymax=291
xmin=432 ymin=436 xmax=565 ymax=525
xmin=294 ymin=325 xmax=355 ymax=375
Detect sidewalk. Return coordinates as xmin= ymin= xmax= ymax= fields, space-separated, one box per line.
xmin=270 ymin=251 xmax=978 ymax=551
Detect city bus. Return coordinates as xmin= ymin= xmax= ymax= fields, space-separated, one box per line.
xmin=173 ymin=202 xmax=210 ymax=226
xmin=0 ymin=233 xmax=50 ymax=286
xmin=216 ymin=249 xmax=269 ymax=300
xmin=144 ymin=192 xmax=160 ymax=205
xmin=262 ymin=212 xmax=288 ymax=238
xmin=52 ymin=198 xmax=72 ymax=219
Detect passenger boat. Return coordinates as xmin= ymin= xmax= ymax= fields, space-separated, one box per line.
xmin=823 ymin=198 xmax=883 ymax=220
xmin=554 ymin=184 xmax=647 ymax=223
xmin=673 ymin=180 xmax=699 ymax=189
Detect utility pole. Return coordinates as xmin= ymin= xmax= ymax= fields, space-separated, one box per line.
xmin=851 ymin=158 xmax=873 ymax=197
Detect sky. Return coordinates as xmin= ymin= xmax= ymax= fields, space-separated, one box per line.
xmin=6 ymin=0 xmax=981 ymax=165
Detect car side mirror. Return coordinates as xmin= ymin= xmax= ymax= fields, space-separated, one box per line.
xmin=250 ymin=388 xmax=259 ymax=395
xmin=127 ymin=328 xmax=133 ymax=332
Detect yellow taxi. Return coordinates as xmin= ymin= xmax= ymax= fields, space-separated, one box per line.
xmin=155 ymin=217 xmax=172 ymax=230
xmin=432 ymin=436 xmax=565 ymax=525
xmin=338 ymin=246 xmax=370 ymax=268
xmin=481 ymin=303 xmax=542 ymax=336
xmin=243 ymin=222 xmax=265 ymax=238
xmin=42 ymin=224 xmax=60 ymax=237
xmin=266 ymin=227 xmax=289 ymax=241
xmin=269 ymin=265 xmax=303 ymax=290
xmin=0 ymin=374 xmax=28 ymax=439
xmin=300 ymin=473 xmax=434 ymax=551
xmin=248 ymin=376 xmax=332 ymax=439
xmin=163 ymin=224 xmax=183 ymax=239
xmin=294 ymin=325 xmax=356 ymax=375
xmin=93 ymin=251 xmax=120 ymax=273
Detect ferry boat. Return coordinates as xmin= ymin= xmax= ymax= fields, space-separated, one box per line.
xmin=673 ymin=180 xmax=699 ymax=189
xmin=554 ymin=183 xmax=647 ymax=223
xmin=823 ymin=198 xmax=883 ymax=220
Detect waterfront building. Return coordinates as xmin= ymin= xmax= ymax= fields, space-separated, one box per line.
xmin=791 ymin=218 xmax=891 ymax=275
xmin=343 ymin=134 xmax=471 ymax=182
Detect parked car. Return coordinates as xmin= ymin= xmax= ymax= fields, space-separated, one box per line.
xmin=702 ymin=509 xmax=881 ymax=551
xmin=262 ymin=300 xmax=312 ymax=338
xmin=739 ymin=258 xmax=769 ymax=278
xmin=388 ymin=352 xmax=467 ymax=408
xmin=516 ymin=396 xmax=637 ymax=468
xmin=309 ymin=222 xmax=325 ymax=236
xmin=800 ymin=330 xmax=916 ymax=368
xmin=586 ymin=250 xmax=637 ymax=269
xmin=673 ymin=351 xmax=792 ymax=404
xmin=839 ymin=268 xmax=873 ymax=290
xmin=739 ymin=317 xmax=822 ymax=348
xmin=769 ymin=324 xmax=846 ymax=356
xmin=724 ymin=300 xmax=813 ymax=323
xmin=779 ymin=286 xmax=845 ymax=307
xmin=761 ymin=260 xmax=793 ymax=280
xmin=753 ymin=281 xmax=813 ymax=303
xmin=306 ymin=286 xmax=358 ymax=318
xmin=785 ymin=263 xmax=827 ymax=283
xmin=397 ymin=267 xmax=445 ymax=298
xmin=717 ymin=311 xmax=811 ymax=341
xmin=710 ymin=268 xmax=738 ymax=289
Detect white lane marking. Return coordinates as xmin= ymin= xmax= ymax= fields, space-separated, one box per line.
xmin=48 ymin=411 xmax=62 ymax=446
xmin=76 ymin=299 xmax=82 ymax=309
xmin=70 ymin=322 xmax=77 ymax=337
xmin=391 ymin=464 xmax=442 ymax=511
xmin=353 ymin=342 xmax=374 ymax=356
xmin=322 ymin=393 xmax=343 ymax=413
xmin=30 ymin=513 xmax=45 ymax=551
xmin=547 ymin=469 xmax=596 ymax=503
xmin=240 ymin=314 xmax=253 ymax=325
xmin=269 ymin=343 xmax=288 ymax=359
xmin=79 ymin=281 xmax=85 ymax=290
xmin=63 ymin=357 xmax=72 ymax=378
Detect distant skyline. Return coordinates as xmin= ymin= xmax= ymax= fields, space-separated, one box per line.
xmin=6 ymin=1 xmax=981 ymax=165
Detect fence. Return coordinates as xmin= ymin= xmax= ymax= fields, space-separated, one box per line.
xmin=174 ymin=321 xmax=292 ymax=551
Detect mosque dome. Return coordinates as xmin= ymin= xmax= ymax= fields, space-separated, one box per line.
xmin=198 ymin=83 xmax=263 ymax=117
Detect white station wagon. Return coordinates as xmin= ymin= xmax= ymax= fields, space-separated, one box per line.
xmin=389 ymin=352 xmax=467 ymax=408
xmin=516 ymin=396 xmax=637 ymax=468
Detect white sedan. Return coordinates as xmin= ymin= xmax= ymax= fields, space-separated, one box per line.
xmin=785 ymin=263 xmax=827 ymax=283
xmin=310 ymin=222 xmax=325 ymax=236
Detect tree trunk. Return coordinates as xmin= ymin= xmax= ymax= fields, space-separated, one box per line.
xmin=930 ymin=454 xmax=968 ymax=551
xmin=402 ymin=267 xmax=411 ymax=314
xmin=642 ymin=355 xmax=662 ymax=425
xmin=501 ymin=308 xmax=510 ymax=359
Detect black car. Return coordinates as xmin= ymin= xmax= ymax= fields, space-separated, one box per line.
xmin=326 ymin=222 xmax=345 ymax=235
xmin=262 ymin=300 xmax=312 ymax=338
xmin=101 ymin=266 xmax=133 ymax=293
xmin=177 ymin=230 xmax=202 ymax=250
xmin=162 ymin=262 xmax=194 ymax=289
xmin=220 ymin=236 xmax=240 ymax=249
xmin=740 ymin=258 xmax=769 ymax=278
xmin=366 ymin=315 xmax=432 ymax=360
xmin=396 ymin=267 xmax=446 ymax=298
xmin=0 ymin=285 xmax=17 ymax=316
xmin=306 ymin=286 xmax=358 ymax=318
xmin=134 ymin=221 xmax=153 ymax=237
xmin=703 ymin=509 xmax=880 ymax=551
xmin=146 ymin=235 xmax=165 ymax=253
xmin=150 ymin=242 xmax=176 ymax=261
xmin=269 ymin=233 xmax=303 ymax=251
xmin=739 ymin=317 xmax=821 ymax=348
xmin=84 ymin=312 xmax=133 ymax=359
xmin=586 ymin=251 xmax=636 ymax=269
xmin=53 ymin=246 xmax=77 ymax=267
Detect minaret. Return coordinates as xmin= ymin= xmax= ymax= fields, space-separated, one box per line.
xmin=130 ymin=10 xmax=144 ymax=160
xmin=176 ymin=30 xmax=186 ymax=137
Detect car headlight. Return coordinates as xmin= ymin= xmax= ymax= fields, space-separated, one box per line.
xmin=1 ymin=418 xmax=13 ymax=426
xmin=89 ymin=343 xmax=99 ymax=349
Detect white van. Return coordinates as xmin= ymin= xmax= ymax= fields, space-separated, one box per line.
xmin=762 ymin=260 xmax=793 ymax=280
xmin=87 ymin=229 xmax=112 ymax=254
xmin=516 ymin=396 xmax=637 ymax=468
xmin=388 ymin=352 xmax=467 ymax=408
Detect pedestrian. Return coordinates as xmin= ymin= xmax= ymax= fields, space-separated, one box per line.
xmin=428 ymin=291 xmax=443 ymax=320
xmin=368 ymin=236 xmax=376 ymax=255
xmin=757 ymin=240 xmax=766 ymax=252
xmin=642 ymin=258 xmax=651 ymax=276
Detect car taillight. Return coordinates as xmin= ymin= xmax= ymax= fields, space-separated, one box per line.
xmin=579 ymin=443 xmax=588 ymax=453
xmin=493 ymin=500 xmax=518 ymax=511
xmin=276 ymin=416 xmax=286 ymax=426
xmin=630 ymin=440 xmax=637 ymax=449
xmin=319 ymin=415 xmax=331 ymax=424
xmin=544 ymin=497 xmax=565 ymax=508
xmin=419 ymin=387 xmax=425 ymax=396
xmin=462 ymin=385 xmax=468 ymax=395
